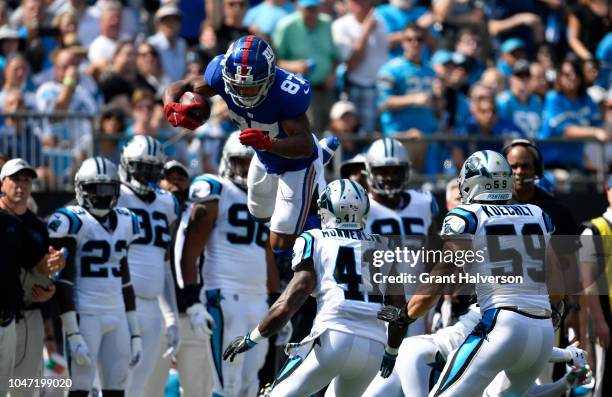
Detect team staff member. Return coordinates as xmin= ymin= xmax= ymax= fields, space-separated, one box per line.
xmin=504 ymin=139 xmax=584 ymax=383
xmin=0 ymin=159 xmax=58 ymax=397
xmin=0 ymin=166 xmax=65 ymax=395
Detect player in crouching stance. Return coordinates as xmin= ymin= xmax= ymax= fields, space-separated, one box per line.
xmin=378 ymin=150 xmax=559 ymax=396
xmin=222 ymin=179 xmax=407 ymax=397
xmin=48 ymin=158 xmax=142 ymax=396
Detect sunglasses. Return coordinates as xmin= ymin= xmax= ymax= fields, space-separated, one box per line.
xmin=405 ymin=36 xmax=424 ymax=43
xmin=226 ymin=1 xmax=246 ymax=7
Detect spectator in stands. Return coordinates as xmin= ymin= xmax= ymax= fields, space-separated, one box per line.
xmin=52 ymin=9 xmax=79 ymax=49
xmin=184 ymin=50 xmax=212 ymax=81
xmin=0 ymin=89 xmax=43 ymax=167
xmin=0 ymin=25 xmax=22 ymax=74
xmin=95 ymin=104 xmax=126 ymax=164
xmin=127 ymin=89 xmax=159 ymax=138
xmin=273 ymin=0 xmax=337 ymax=134
xmin=430 ymin=50 xmax=470 ymax=134
xmin=496 ymin=60 xmax=543 ymax=139
xmin=529 ymin=61 xmax=550 ymax=100
xmin=333 ymin=0 xmax=388 ymax=134
xmin=596 ymin=32 xmax=612 ymax=89
xmin=243 ymin=0 xmax=294 ymax=41
xmin=539 ymin=57 xmax=607 ymax=170
xmin=445 ymin=178 xmax=460 ymax=211
xmin=98 ymin=40 xmax=153 ymax=107
xmin=568 ymin=0 xmax=610 ymax=61
xmin=378 ymin=24 xmax=435 ymax=172
xmin=56 ymin=0 xmax=99 ymax=47
xmin=87 ymin=0 xmax=123 ymax=67
xmin=456 ymin=95 xmax=522 ymax=161
xmin=486 ymin=1 xmax=544 ymax=58
xmin=202 ymin=0 xmax=249 ymax=54
xmin=0 ymin=54 xmax=37 ymax=111
xmin=12 ymin=0 xmax=56 ymax=74
xmin=480 ymin=67 xmax=506 ymax=96
xmin=148 ymin=5 xmax=187 ymax=82
xmin=496 ymin=37 xmax=528 ymax=78
xmin=324 ymin=99 xmax=366 ymax=160
xmin=35 ymin=48 xmax=97 ymax=150
xmin=453 ymin=26 xmax=487 ymax=85
xmin=432 ymin=0 xmax=485 ymax=49
xmin=136 ymin=42 xmax=169 ymax=98
xmin=375 ymin=0 xmax=432 ymax=58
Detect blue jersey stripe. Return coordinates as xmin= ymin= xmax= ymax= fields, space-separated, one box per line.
xmin=301 ymin=232 xmax=314 ymax=260
xmin=447 ymin=208 xmax=478 ymax=234
xmin=57 ymin=208 xmax=82 ymax=234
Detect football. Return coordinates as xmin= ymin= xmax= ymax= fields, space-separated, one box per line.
xmin=180 ymin=91 xmax=210 ymax=125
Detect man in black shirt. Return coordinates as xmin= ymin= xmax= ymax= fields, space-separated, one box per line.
xmin=0 ymin=207 xmax=64 ymax=394
xmin=0 ymin=158 xmax=60 ymax=395
xmin=504 ymin=139 xmax=583 ymax=381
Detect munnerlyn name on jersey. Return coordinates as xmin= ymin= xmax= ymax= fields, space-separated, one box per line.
xmin=321 ymin=229 xmax=378 ymax=241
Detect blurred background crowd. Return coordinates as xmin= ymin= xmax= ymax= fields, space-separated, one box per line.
xmin=0 ymin=0 xmax=610 ymax=193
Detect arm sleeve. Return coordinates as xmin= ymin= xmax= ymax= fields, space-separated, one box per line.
xmin=291 ymin=232 xmax=315 ymax=271
xmin=541 ymin=94 xmax=575 ymax=138
xmin=279 ymin=74 xmax=312 ymax=120
xmin=48 ymin=210 xmax=78 ymax=313
xmin=331 ymin=22 xmax=352 ymax=62
xmin=121 ymin=255 xmax=136 ymax=312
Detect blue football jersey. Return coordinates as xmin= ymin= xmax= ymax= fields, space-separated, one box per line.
xmin=204 ymin=55 xmax=317 ymax=174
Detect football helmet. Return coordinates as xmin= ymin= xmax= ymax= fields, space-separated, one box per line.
xmin=318 ymin=179 xmax=370 ymax=230
xmin=458 ymin=150 xmax=513 ymax=204
xmin=220 ymin=131 xmax=254 ymax=189
xmin=365 ymin=138 xmax=410 ymax=197
xmin=120 ymin=135 xmax=167 ymax=195
xmin=75 ymin=157 xmax=120 ymax=217
xmin=222 ymin=35 xmax=276 ymax=108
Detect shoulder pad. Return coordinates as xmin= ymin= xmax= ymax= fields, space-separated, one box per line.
xmin=48 ymin=208 xmax=83 ymax=236
xmin=190 ymin=174 xmax=223 ymax=203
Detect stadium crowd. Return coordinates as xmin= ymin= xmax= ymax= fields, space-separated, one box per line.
xmin=0 ymin=0 xmax=612 ymax=397
xmin=0 ymin=0 xmax=609 ymax=188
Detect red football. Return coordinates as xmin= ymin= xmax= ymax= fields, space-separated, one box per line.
xmin=180 ymin=91 xmax=210 ymax=125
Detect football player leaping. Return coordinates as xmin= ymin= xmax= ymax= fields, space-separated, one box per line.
xmin=379 ymin=150 xmax=561 ymax=396
xmin=177 ymin=131 xmax=278 ymax=396
xmin=117 ymin=136 xmax=182 ymax=397
xmin=163 ymin=35 xmax=324 ymax=292
xmin=48 ymin=157 xmax=142 ymax=397
xmin=222 ymin=179 xmax=408 ymax=397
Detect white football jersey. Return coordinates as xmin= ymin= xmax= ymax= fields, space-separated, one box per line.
xmin=117 ymin=184 xmax=179 ymax=298
xmin=291 ymin=228 xmax=387 ymax=345
xmin=441 ymin=203 xmax=554 ymax=312
xmin=190 ymin=174 xmax=267 ymax=294
xmin=365 ymin=190 xmax=438 ymax=237
xmin=47 ymin=205 xmax=139 ymax=314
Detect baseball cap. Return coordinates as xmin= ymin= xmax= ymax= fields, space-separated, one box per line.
xmin=298 ymin=0 xmax=321 ymax=7
xmin=511 ymin=60 xmax=530 ymax=76
xmin=330 ymin=100 xmax=357 ymax=120
xmin=0 ymin=26 xmax=20 ymax=41
xmin=0 ymin=158 xmax=37 ymax=180
xmin=431 ymin=50 xmax=453 ymax=66
xmin=501 ymin=38 xmax=526 ymax=54
xmin=163 ymin=160 xmax=190 ymax=179
xmin=155 ymin=5 xmax=182 ymax=21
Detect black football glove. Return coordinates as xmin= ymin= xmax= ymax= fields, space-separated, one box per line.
xmin=223 ymin=334 xmax=257 ymax=362
xmin=377 ymin=305 xmax=416 ymax=326
xmin=380 ymin=350 xmax=398 ymax=378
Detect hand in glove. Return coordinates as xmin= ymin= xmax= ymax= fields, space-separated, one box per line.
xmin=379 ymin=350 xmax=397 ymax=378
xmin=67 ymin=333 xmax=91 ymax=366
xmin=223 ymin=334 xmax=257 ymax=362
xmin=186 ymin=303 xmax=215 ymax=338
xmin=164 ymin=324 xmax=181 ymax=359
xmin=130 ymin=335 xmax=143 ymax=368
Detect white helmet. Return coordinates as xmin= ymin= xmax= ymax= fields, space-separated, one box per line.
xmin=318 ymin=179 xmax=369 ymax=230
xmin=220 ymin=131 xmax=254 ymax=188
xmin=75 ymin=157 xmax=120 ymax=217
xmin=120 ymin=135 xmax=167 ymax=195
xmin=459 ymin=150 xmax=513 ymax=204
xmin=365 ymin=138 xmax=410 ymax=197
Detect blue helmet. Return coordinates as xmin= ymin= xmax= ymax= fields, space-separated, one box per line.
xmin=222 ymin=35 xmax=276 ymax=108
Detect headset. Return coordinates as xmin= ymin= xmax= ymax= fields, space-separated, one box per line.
xmin=502 ymin=138 xmax=544 ymax=178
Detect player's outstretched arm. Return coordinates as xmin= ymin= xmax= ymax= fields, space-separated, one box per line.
xmin=223 ymin=264 xmax=316 ymax=362
xmin=163 ymin=76 xmax=216 ymax=104
xmin=240 ymin=114 xmax=315 ymax=158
